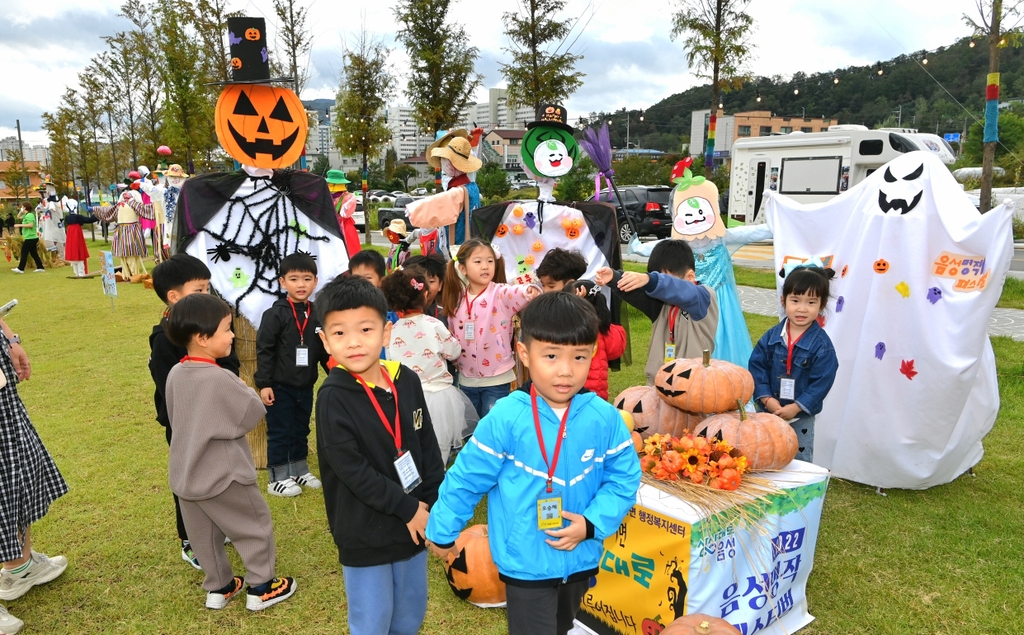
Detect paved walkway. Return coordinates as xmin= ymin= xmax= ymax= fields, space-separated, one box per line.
xmin=737 ymin=285 xmax=1024 ymax=341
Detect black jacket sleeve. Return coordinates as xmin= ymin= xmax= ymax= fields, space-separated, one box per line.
xmin=609 ymin=269 xmax=663 ymax=322
xmin=149 ymin=328 xmax=180 ymax=427
xmin=254 ymin=308 xmax=281 ymax=389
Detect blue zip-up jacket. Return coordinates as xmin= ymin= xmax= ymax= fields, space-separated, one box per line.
xmin=426 ymin=384 xmax=640 ymax=587
xmin=748 ymin=319 xmax=839 ymax=416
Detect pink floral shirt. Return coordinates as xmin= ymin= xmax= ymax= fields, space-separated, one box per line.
xmin=386 ymin=314 xmax=462 ymax=391
xmin=451 ymin=282 xmax=534 ymax=379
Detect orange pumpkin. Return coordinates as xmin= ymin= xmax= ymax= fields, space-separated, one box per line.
xmin=614 ymin=385 xmax=705 ymax=439
xmin=444 ymin=524 xmax=506 ymax=607
xmin=230 ymin=57 xmax=242 ymax=70
xmin=215 ymin=83 xmax=308 ymax=169
xmin=244 ymin=27 xmax=261 ymax=41
xmin=655 ymin=350 xmax=754 ymax=414
xmin=496 ymin=224 xmax=509 ymax=238
xmin=697 ymin=401 xmax=798 ymax=471
xmin=662 ymin=614 xmax=741 ymax=635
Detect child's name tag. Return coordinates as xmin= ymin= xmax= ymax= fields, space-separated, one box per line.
xmin=295 ymin=346 xmax=309 ymax=367
xmin=663 ymin=343 xmax=676 ymax=364
xmin=465 ymin=321 xmax=476 ymax=340
xmin=779 ymin=377 xmax=796 ymax=400
xmin=537 ymin=492 xmax=563 ymax=530
xmin=394 ymin=451 xmax=422 ymax=493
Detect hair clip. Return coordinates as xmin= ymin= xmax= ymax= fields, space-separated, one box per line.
xmin=411 ymin=279 xmax=424 ymax=291
xmin=588 ymin=285 xmax=601 ymax=297
xmin=782 ymin=256 xmax=826 ymax=277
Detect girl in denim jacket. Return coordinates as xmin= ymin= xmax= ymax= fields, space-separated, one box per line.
xmin=748 ymin=266 xmax=839 ymax=462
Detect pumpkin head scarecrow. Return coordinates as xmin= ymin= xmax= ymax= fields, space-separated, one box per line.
xmin=172 ymin=16 xmax=348 ymax=329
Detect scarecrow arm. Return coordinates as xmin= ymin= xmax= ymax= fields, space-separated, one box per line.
xmin=91 ymin=206 xmax=116 ymax=223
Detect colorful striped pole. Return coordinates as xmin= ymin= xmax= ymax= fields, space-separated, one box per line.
xmin=704 ymin=112 xmax=717 ymax=168
xmin=984 ymin=73 xmax=1000 ymax=143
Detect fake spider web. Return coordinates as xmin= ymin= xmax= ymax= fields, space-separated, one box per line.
xmin=197 ymin=174 xmax=327 ymax=310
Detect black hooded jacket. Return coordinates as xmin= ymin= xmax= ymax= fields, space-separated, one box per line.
xmin=254 ymin=297 xmax=328 ymax=389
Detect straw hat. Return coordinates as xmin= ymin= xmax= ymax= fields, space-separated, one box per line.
xmin=165 ymin=164 xmax=188 ymax=178
xmin=385 ymin=219 xmax=409 ymax=237
xmin=429 ymin=136 xmax=481 ymax=174
xmin=426 ymin=129 xmax=470 ymax=170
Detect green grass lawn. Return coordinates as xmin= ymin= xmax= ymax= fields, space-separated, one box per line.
xmin=2 ymin=242 xmax=1022 ymax=633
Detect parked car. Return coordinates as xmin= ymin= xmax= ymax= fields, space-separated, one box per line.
xmin=391 ymin=190 xmax=407 ymax=197
xmin=377 ymin=196 xmax=419 ymax=231
xmin=586 ymin=185 xmax=674 ymax=243
xmin=410 ymin=187 xmax=428 ymax=196
xmin=352 ymin=202 xmax=365 ymax=232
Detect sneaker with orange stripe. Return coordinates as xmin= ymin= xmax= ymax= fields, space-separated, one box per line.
xmin=206 ymin=576 xmax=244 ymax=610
xmin=245 ymin=576 xmax=296 ymax=611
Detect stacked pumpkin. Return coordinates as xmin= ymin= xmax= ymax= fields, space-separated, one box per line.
xmin=615 ymin=350 xmax=799 ymax=472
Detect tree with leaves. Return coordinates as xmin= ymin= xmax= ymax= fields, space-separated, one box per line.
xmin=334 ymin=30 xmax=397 ymax=243
xmin=120 ymin=0 xmax=165 ymax=165
xmin=671 ymin=0 xmax=754 ymax=177
xmin=1 ymin=151 xmax=31 ymax=204
xmin=384 ymin=147 xmax=397 ymax=181
xmin=311 ymin=154 xmax=331 ymax=177
xmin=273 ymin=0 xmax=313 ymax=96
xmin=500 ymin=0 xmax=585 ymax=112
xmin=964 ymin=0 xmax=1024 ymax=211
xmin=394 ymin=0 xmax=481 ymax=134
xmin=394 ymin=164 xmax=418 ymax=190
xmin=477 ymin=163 xmax=511 ymax=199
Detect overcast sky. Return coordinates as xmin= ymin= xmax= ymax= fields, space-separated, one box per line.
xmin=0 ymin=0 xmax=979 ymax=145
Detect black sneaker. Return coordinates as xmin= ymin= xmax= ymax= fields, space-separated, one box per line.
xmin=206 ymin=576 xmax=243 ymax=610
xmin=246 ymin=577 xmax=296 ymax=611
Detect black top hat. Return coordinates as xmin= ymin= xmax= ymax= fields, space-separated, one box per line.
xmin=527 ymin=104 xmax=574 ymax=133
xmin=214 ymin=17 xmax=292 ymax=85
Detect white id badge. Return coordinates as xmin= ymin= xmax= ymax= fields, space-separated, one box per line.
xmin=537 ymin=490 xmax=563 ymax=530
xmin=295 ymin=346 xmax=309 ymax=367
xmin=394 ymin=451 xmax=422 ymax=493
xmin=779 ymin=377 xmax=796 ymax=400
xmin=464 ymin=321 xmax=476 ymax=341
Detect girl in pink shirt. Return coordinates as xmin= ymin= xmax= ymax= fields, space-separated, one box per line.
xmin=441 ymin=239 xmax=539 ymax=417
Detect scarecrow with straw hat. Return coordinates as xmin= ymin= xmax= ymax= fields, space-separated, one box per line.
xmin=326 ymin=169 xmax=361 ymax=257
xmin=162 ymin=163 xmax=188 ymax=242
xmin=91 ymin=178 xmax=156 ymax=277
xmin=382 ymin=218 xmax=419 ymax=272
xmin=407 ymin=128 xmax=483 ymax=256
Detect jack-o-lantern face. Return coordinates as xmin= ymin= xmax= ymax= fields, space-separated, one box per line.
xmin=245 ymin=27 xmax=260 ymax=41
xmin=215 ymin=84 xmax=308 ymax=169
xmin=230 ymin=57 xmax=242 ymax=70
xmin=512 ymin=224 xmax=524 ymax=235
xmin=444 ymin=525 xmax=505 ymax=607
xmin=496 ymin=224 xmax=509 ymax=238
xmin=565 ymin=227 xmax=580 ymax=239
xmin=532 ymin=240 xmax=544 ymax=252
xmin=873 ymin=259 xmax=890 ymax=274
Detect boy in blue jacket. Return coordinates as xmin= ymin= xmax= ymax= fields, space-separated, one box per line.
xmin=597 ymin=239 xmax=719 ymax=385
xmin=426 ymin=292 xmax=641 ymax=635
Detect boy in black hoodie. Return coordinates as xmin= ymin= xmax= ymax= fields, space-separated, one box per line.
xmin=315 ymin=276 xmax=444 ymax=635
xmin=150 ymin=254 xmax=240 ymax=570
xmin=256 ymin=252 xmax=329 ymax=497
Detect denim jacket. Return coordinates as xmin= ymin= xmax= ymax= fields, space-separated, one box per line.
xmin=748 ymin=319 xmax=838 ymax=416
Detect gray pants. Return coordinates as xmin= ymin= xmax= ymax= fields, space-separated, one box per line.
xmin=179 ymin=480 xmax=276 ymax=591
xmin=506 ymin=580 xmax=589 ymax=635
xmin=790 ymin=415 xmax=815 ymax=463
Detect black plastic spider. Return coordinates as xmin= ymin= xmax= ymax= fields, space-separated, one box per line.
xmin=208 ymin=243 xmax=245 ymax=263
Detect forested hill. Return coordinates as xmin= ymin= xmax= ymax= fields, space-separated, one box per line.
xmin=597 ymin=38 xmax=1024 ymax=152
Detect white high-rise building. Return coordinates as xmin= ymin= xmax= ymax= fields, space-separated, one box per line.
xmin=386 ymin=105 xmax=436 ymax=160
xmin=0 ymin=137 xmax=49 ymax=164
xmin=456 ymin=88 xmax=534 ymax=130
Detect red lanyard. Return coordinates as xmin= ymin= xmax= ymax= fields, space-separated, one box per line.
xmin=667 ymin=306 xmax=681 ymax=344
xmin=463 ymin=286 xmax=486 ymax=319
xmin=180 ymin=356 xmax=218 ymax=366
xmin=355 ymin=366 xmax=402 ymax=452
xmin=530 ymin=384 xmax=570 ymax=493
xmin=785 ymin=320 xmax=807 ymax=376
xmin=396 ymin=310 xmax=421 ymax=318
xmin=288 ymin=299 xmax=310 ymax=346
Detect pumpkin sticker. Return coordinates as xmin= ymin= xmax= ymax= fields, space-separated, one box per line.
xmin=511 ymin=224 xmax=525 ymax=235
xmin=215 ymin=83 xmax=308 ymax=169
xmin=495 ymin=224 xmax=509 ymax=238
xmin=873 ymin=258 xmax=890 ymax=274
xmin=230 ymin=57 xmax=242 ymax=70
xmin=245 ymin=27 xmax=260 ymax=40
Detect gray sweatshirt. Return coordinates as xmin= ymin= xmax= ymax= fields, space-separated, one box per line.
xmin=166 ymin=362 xmax=266 ymax=501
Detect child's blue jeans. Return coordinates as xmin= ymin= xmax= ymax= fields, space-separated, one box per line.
xmin=265 ymin=384 xmax=313 ymax=482
xmin=460 ymin=383 xmax=510 ymax=420
xmin=342 ymin=551 xmax=428 ymax=635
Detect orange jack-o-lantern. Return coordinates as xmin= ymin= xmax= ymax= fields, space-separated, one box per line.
xmin=244 ymin=27 xmax=260 ymax=41
xmin=513 ymin=205 xmax=524 ymax=218
xmin=532 ymin=240 xmax=544 ymax=252
xmin=873 ymin=259 xmax=890 ymax=274
xmin=614 ymin=385 xmax=705 ymax=439
xmin=841 ymin=264 xmax=849 ymax=277
xmin=512 ymin=224 xmax=525 ymax=235
xmin=654 ymin=350 xmax=754 ymax=414
xmin=444 ymin=525 xmax=505 ymax=607
xmin=496 ymin=224 xmax=509 ymax=238
xmin=215 ymin=84 xmax=308 ymax=169
xmin=524 ymin=254 xmax=535 ymax=265
xmin=230 ymin=57 xmax=242 ymax=70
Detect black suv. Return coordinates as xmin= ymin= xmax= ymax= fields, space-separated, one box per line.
xmin=586 ymin=185 xmax=673 ymax=243
xmin=377 ymin=196 xmax=418 ymax=231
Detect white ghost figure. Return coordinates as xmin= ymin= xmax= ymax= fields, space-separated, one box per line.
xmin=766 ymin=151 xmax=1014 ymax=489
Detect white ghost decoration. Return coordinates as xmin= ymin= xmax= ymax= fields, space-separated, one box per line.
xmin=766 ymin=151 xmax=1014 ymax=489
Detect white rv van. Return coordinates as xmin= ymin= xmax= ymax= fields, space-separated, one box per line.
xmin=729 ymin=126 xmax=956 ymax=224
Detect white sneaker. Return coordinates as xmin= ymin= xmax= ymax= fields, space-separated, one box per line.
xmin=205 ymin=576 xmax=243 ymax=610
xmin=10 ymin=269 xmax=23 ymax=274
xmin=0 ymin=552 xmax=68 ymax=601
xmin=0 ymin=604 xmax=24 ymax=634
xmin=32 ymin=269 xmax=45 ymax=273
xmin=267 ymin=478 xmax=301 ymax=497
xmin=295 ymin=473 xmax=322 ymax=489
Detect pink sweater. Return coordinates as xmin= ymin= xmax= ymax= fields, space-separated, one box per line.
xmin=451 ymin=282 xmax=534 ymax=380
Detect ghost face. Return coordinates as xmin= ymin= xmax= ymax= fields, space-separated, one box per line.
xmin=673 ymin=195 xmax=718 ymax=236
xmin=878 ymin=163 xmax=924 ymax=215
xmin=533 ymin=139 xmax=574 ymax=177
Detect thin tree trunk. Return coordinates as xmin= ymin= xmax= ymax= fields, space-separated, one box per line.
xmin=981 ymin=0 xmax=1002 ymax=213
xmin=362 ymin=152 xmax=370 ymax=244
